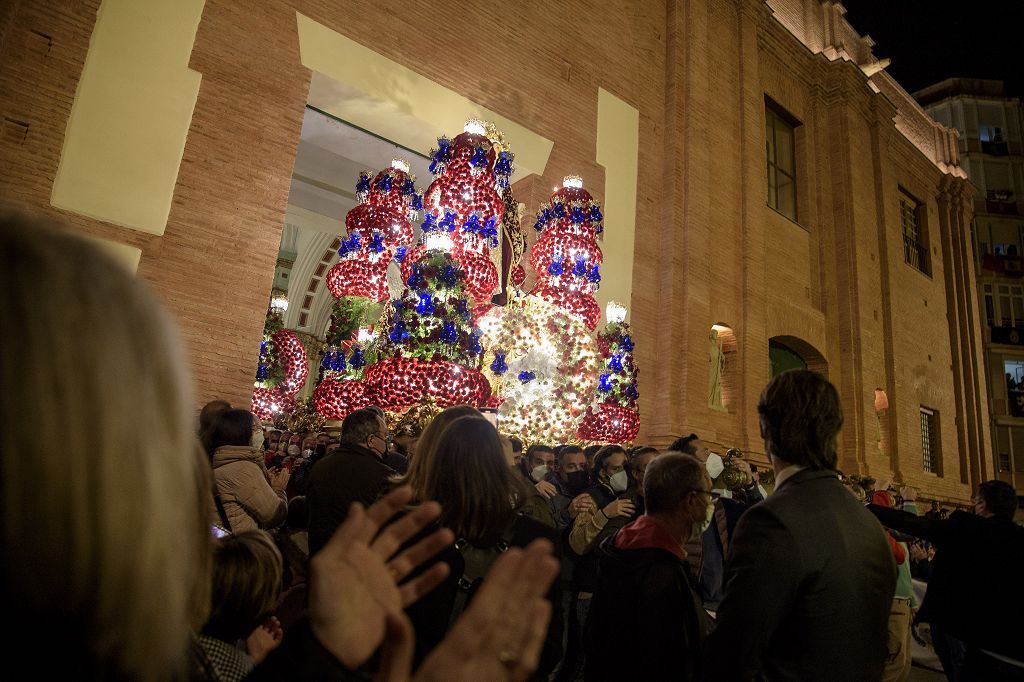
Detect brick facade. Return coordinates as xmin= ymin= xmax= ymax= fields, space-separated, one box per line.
xmin=0 ymin=0 xmax=989 ymax=502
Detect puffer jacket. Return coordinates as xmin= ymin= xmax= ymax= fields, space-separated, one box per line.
xmin=212 ymin=445 xmax=287 ymax=533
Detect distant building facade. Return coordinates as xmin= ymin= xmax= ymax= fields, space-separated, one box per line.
xmin=920 ymin=78 xmax=1024 ymax=497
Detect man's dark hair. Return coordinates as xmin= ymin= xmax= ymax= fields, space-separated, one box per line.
xmin=645 ymin=452 xmax=704 ymax=515
xmin=583 ymin=444 xmax=602 ymax=460
xmin=557 ymin=444 xmax=585 ymax=464
xmin=199 ymin=400 xmax=231 ymax=439
xmin=341 ymin=408 xmax=382 ymax=446
xmin=978 ymin=480 xmax=1018 ymax=521
xmin=206 ymin=409 xmax=256 ymax=456
xmin=593 ymin=444 xmax=627 ymax=474
xmin=526 ymin=444 xmax=555 ymax=459
xmin=668 ymin=433 xmax=700 ymax=455
xmin=507 ymin=436 xmax=523 ymax=454
xmin=757 ymin=369 xmax=842 ymax=470
xmin=365 ymin=405 xmax=385 ymax=418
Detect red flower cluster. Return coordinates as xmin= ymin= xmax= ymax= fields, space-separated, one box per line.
xmin=252 ymin=329 xmax=308 ymax=422
xmin=529 ymin=184 xmax=604 ymax=331
xmin=312 ymin=377 xmax=369 ymax=420
xmin=328 ymin=165 xmax=418 ymax=302
xmin=576 ymin=403 xmax=640 ymax=443
xmin=423 ymin=129 xmax=504 ymax=302
xmin=363 ymin=357 xmax=491 ymax=411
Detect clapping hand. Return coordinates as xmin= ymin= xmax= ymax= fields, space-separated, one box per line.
xmin=307 ymin=486 xmax=560 ymax=681
xmin=308 ymin=486 xmax=454 ymax=669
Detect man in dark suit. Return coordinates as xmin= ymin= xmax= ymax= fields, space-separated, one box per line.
xmin=705 ymin=370 xmax=897 ymax=680
xmin=307 ymin=407 xmax=396 ymax=556
xmin=868 ymin=479 xmax=1024 ymax=680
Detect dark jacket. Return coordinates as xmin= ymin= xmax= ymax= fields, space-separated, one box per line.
xmin=306 ymin=444 xmax=395 ymax=556
xmin=867 ymin=505 xmax=1024 ymax=660
xmin=245 ymin=619 xmax=366 ymax=681
xmin=585 ymin=516 xmax=705 ymax=681
xmin=404 ymin=513 xmax=563 ymax=678
xmin=545 ymin=471 xmax=576 ymax=530
xmin=705 ymin=469 xmax=897 ymax=681
xmin=684 ymin=495 xmax=748 ymax=609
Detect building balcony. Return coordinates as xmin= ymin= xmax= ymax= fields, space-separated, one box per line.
xmin=981 ymin=253 xmax=1024 ymax=277
xmin=989 ymin=326 xmax=1024 ymax=347
xmin=981 ymin=139 xmax=1010 ymax=156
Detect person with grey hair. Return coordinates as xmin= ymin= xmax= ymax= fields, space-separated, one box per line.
xmin=584 ymin=452 xmax=712 ymax=680
xmin=307 ymin=407 xmax=395 ymax=556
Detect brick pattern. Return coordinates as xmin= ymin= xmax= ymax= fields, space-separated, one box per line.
xmin=0 ymin=0 xmax=989 ymax=502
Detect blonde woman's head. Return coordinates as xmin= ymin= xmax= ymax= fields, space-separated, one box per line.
xmin=0 ymin=213 xmax=210 ymax=679
xmin=204 ymin=530 xmax=283 ymax=642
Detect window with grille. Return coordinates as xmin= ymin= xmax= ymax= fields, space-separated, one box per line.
xmin=901 ymin=190 xmax=930 ymax=275
xmin=920 ymin=407 xmax=940 ymax=474
xmin=766 ymin=101 xmax=798 ymax=221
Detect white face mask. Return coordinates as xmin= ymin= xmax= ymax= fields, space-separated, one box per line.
xmin=530 ymin=464 xmax=549 ymax=483
xmin=692 ymin=499 xmax=715 ymax=538
xmin=250 ymin=429 xmax=265 ymax=450
xmin=609 ymin=469 xmax=629 ymax=493
xmin=705 ymin=452 xmax=725 ymax=479
xmin=303 ymin=448 xmax=313 ymax=459
xmin=287 ymin=444 xmax=300 ymax=457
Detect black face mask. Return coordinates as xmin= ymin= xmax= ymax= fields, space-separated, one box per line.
xmin=314 ymin=444 xmax=327 ymax=458
xmin=565 ymin=470 xmax=590 ymax=494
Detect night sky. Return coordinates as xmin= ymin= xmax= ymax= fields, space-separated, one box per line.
xmin=841 ymin=0 xmax=1024 ymax=100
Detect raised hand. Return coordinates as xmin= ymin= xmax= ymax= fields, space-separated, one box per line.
xmin=569 ymin=493 xmax=595 ymax=518
xmin=603 ymin=498 xmax=636 ymax=519
xmin=535 ymin=480 xmax=557 ymax=500
xmin=246 ymin=616 xmax=284 ymax=664
xmin=308 ymin=486 xmax=454 ymax=669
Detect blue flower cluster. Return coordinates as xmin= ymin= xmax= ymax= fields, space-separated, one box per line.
xmin=546 ymin=256 xmax=601 ymax=285
xmin=429 ymin=137 xmax=452 ymax=175
xmin=518 ymin=370 xmax=537 ymax=384
xmin=338 ymin=233 xmax=362 ymax=258
xmin=533 ymin=200 xmax=605 ymax=235
xmin=355 ymin=172 xmax=371 ymax=198
xmin=368 ymin=232 xmax=385 ymax=254
xmin=321 ymin=348 xmax=347 ymax=372
xmin=462 ymin=213 xmax=499 ymax=248
xmin=491 ymin=351 xmax=508 ymax=375
xmin=494 ymin=150 xmax=514 ymax=189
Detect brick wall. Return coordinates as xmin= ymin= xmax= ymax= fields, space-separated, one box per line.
xmin=0 ymin=0 xmax=988 ymax=501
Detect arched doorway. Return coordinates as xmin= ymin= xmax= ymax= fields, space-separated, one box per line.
xmin=768 ymin=335 xmax=827 ymax=379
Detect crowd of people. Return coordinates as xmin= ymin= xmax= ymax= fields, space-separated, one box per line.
xmin=4 ymin=211 xmax=1024 ymax=681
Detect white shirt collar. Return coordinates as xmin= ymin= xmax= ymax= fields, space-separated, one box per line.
xmin=772 ymin=464 xmax=806 ymax=492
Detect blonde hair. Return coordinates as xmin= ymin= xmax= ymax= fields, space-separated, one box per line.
xmin=0 ymin=213 xmax=210 ymax=679
xmin=205 ymin=530 xmax=283 ymax=641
